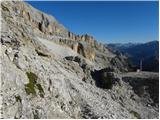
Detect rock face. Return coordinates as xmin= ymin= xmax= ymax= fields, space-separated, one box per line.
xmin=1 ymin=1 xmax=159 ymax=119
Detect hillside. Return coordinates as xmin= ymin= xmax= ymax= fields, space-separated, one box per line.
xmin=1 ymin=1 xmax=159 ymax=119
xmin=107 ymin=41 xmax=159 ymax=72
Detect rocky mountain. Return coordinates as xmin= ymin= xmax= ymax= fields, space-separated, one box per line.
xmin=107 ymin=41 xmax=159 ymax=72
xmin=1 ymin=1 xmax=159 ymax=119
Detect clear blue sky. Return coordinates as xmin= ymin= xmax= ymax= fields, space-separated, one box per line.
xmin=27 ymin=1 xmax=158 ymax=43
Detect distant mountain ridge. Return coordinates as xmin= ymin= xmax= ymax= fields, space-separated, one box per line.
xmin=106 ymin=40 xmax=159 ymax=72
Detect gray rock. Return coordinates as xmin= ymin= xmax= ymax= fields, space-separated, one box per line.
xmin=1 ymin=1 xmax=158 ymax=119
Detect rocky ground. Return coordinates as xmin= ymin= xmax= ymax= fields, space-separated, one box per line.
xmin=1 ymin=1 xmax=159 ymax=119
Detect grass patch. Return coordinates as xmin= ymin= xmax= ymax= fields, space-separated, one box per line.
xmin=130 ymin=110 xmax=141 ymax=119
xmin=25 ymin=83 xmax=36 ymax=96
xmin=26 ymin=72 xmax=38 ymax=84
xmin=25 ymin=72 xmax=37 ymax=96
xmin=25 ymin=72 xmax=45 ymax=98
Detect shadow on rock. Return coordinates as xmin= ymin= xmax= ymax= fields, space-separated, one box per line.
xmin=91 ymin=67 xmax=120 ymax=89
xmin=122 ymin=75 xmax=159 ymax=106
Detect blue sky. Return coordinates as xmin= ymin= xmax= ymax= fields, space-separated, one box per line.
xmin=27 ymin=1 xmax=158 ymax=43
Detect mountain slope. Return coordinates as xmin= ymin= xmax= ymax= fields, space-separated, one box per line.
xmin=1 ymin=1 xmax=159 ymax=119
xmin=107 ymin=41 xmax=159 ymax=72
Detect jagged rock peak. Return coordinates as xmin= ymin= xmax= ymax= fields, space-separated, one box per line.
xmin=1 ymin=1 xmax=68 ymax=37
